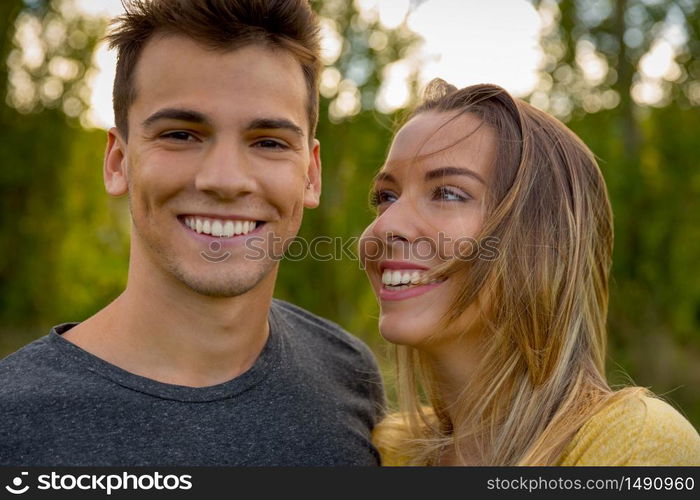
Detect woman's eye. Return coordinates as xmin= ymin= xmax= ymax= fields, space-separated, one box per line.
xmin=161 ymin=131 xmax=197 ymax=142
xmin=432 ymin=186 xmax=469 ymax=202
xmin=369 ymin=189 xmax=398 ymax=208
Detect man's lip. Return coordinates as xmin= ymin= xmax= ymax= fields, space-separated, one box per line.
xmin=379 ymin=260 xmax=431 ymax=273
xmin=177 ymin=213 xmax=266 ymax=222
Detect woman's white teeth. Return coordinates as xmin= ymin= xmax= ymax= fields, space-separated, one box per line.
xmin=381 ymin=270 xmax=426 ymax=287
xmin=184 ymin=217 xmax=257 ymax=237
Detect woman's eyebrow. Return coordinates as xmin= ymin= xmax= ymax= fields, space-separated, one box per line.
xmin=373 ymin=171 xmax=396 ymax=184
xmin=425 ymin=166 xmax=485 ymax=185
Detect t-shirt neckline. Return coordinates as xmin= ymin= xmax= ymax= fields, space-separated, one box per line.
xmin=47 ymin=304 xmax=283 ymax=403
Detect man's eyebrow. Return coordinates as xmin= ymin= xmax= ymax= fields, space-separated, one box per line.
xmin=246 ymin=118 xmax=304 ymax=137
xmin=425 ymin=166 xmax=486 ymax=185
xmin=142 ymin=108 xmax=210 ymax=128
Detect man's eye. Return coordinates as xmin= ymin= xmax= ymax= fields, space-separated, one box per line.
xmin=254 ymin=139 xmax=289 ymax=150
xmin=369 ymin=189 xmax=398 ymax=208
xmin=432 ymin=186 xmax=469 ymax=202
xmin=161 ymin=131 xmax=197 ymax=142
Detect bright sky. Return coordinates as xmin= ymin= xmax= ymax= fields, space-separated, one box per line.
xmin=77 ymin=0 xmax=544 ymax=129
xmin=373 ymin=0 xmax=542 ymax=112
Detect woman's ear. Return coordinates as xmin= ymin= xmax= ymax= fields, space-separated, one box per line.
xmin=303 ymin=138 xmax=322 ymax=209
xmin=104 ymin=127 xmax=129 ymax=197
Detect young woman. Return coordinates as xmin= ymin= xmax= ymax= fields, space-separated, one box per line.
xmin=360 ymin=80 xmax=700 ymax=466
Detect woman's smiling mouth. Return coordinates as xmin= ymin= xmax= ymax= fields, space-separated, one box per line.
xmin=378 ymin=262 xmax=446 ymax=301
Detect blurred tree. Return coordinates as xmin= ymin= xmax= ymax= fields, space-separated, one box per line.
xmin=531 ymin=0 xmax=700 ymax=424
xmin=0 ymin=0 xmax=128 ymax=352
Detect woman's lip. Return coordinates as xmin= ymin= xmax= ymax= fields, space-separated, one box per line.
xmin=378 ymin=280 xmax=444 ymax=301
xmin=379 ymin=261 xmax=431 ymax=273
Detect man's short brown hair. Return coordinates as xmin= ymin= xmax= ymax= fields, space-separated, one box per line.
xmin=107 ymin=0 xmax=321 ymax=141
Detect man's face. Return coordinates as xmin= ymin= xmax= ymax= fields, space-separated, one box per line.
xmin=105 ymin=35 xmax=321 ymax=297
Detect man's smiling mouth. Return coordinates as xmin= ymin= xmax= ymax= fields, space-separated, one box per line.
xmin=177 ymin=215 xmax=266 ymax=238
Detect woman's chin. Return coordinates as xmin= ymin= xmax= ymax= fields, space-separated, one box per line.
xmin=378 ymin=316 xmax=431 ymax=347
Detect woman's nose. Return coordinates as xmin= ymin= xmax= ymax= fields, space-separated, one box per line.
xmin=370 ymin=197 xmax=421 ymax=244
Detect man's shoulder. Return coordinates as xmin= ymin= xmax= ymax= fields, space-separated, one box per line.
xmin=1 ymin=324 xmax=88 ymax=394
xmin=271 ymin=298 xmax=385 ymax=414
xmin=0 ymin=331 xmax=69 ymax=407
xmin=1 ymin=333 xmax=54 ymax=377
xmin=272 ymin=299 xmax=372 ymax=354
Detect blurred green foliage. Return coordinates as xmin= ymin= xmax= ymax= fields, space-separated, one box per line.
xmin=0 ymin=0 xmax=698 ymax=427
xmin=532 ymin=0 xmax=700 ymax=425
xmin=0 ymin=0 xmax=129 ymax=354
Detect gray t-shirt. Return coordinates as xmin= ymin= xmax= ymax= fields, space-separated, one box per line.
xmin=0 ymin=299 xmax=384 ymax=466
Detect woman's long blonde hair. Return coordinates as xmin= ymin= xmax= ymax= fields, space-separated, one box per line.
xmin=375 ymin=80 xmax=645 ymax=466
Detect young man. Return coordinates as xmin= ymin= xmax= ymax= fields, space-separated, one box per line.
xmin=0 ymin=0 xmax=384 ymax=466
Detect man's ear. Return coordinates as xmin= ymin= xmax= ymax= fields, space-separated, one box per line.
xmin=303 ymin=138 xmax=321 ymax=209
xmin=104 ymin=127 xmax=129 ymax=197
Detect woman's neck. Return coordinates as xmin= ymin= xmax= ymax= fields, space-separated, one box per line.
xmin=422 ymin=340 xmax=487 ymax=465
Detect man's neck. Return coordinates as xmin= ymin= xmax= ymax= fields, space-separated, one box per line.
xmin=63 ymin=257 xmax=276 ymax=388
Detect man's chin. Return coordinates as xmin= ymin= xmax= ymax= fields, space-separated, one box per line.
xmin=170 ymin=264 xmax=274 ymax=298
xmin=184 ymin=281 xmax=257 ymax=298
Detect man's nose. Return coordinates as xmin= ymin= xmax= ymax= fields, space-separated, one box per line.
xmin=194 ymin=140 xmax=257 ymax=198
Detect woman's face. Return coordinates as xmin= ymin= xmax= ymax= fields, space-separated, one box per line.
xmin=360 ymin=111 xmax=497 ymax=348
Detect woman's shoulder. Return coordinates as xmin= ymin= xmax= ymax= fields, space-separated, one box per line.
xmin=372 ymin=410 xmax=437 ymax=466
xmin=372 ymin=412 xmax=415 ymax=466
xmin=559 ymin=392 xmax=700 ymax=466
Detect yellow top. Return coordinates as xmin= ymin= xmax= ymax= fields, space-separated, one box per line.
xmin=375 ymin=395 xmax=700 ymax=466
xmin=557 ymin=395 xmax=700 ymax=465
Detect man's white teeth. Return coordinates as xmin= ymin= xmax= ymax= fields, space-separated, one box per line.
xmin=381 ymin=270 xmax=426 ymax=287
xmin=184 ymin=217 xmax=257 ymax=237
